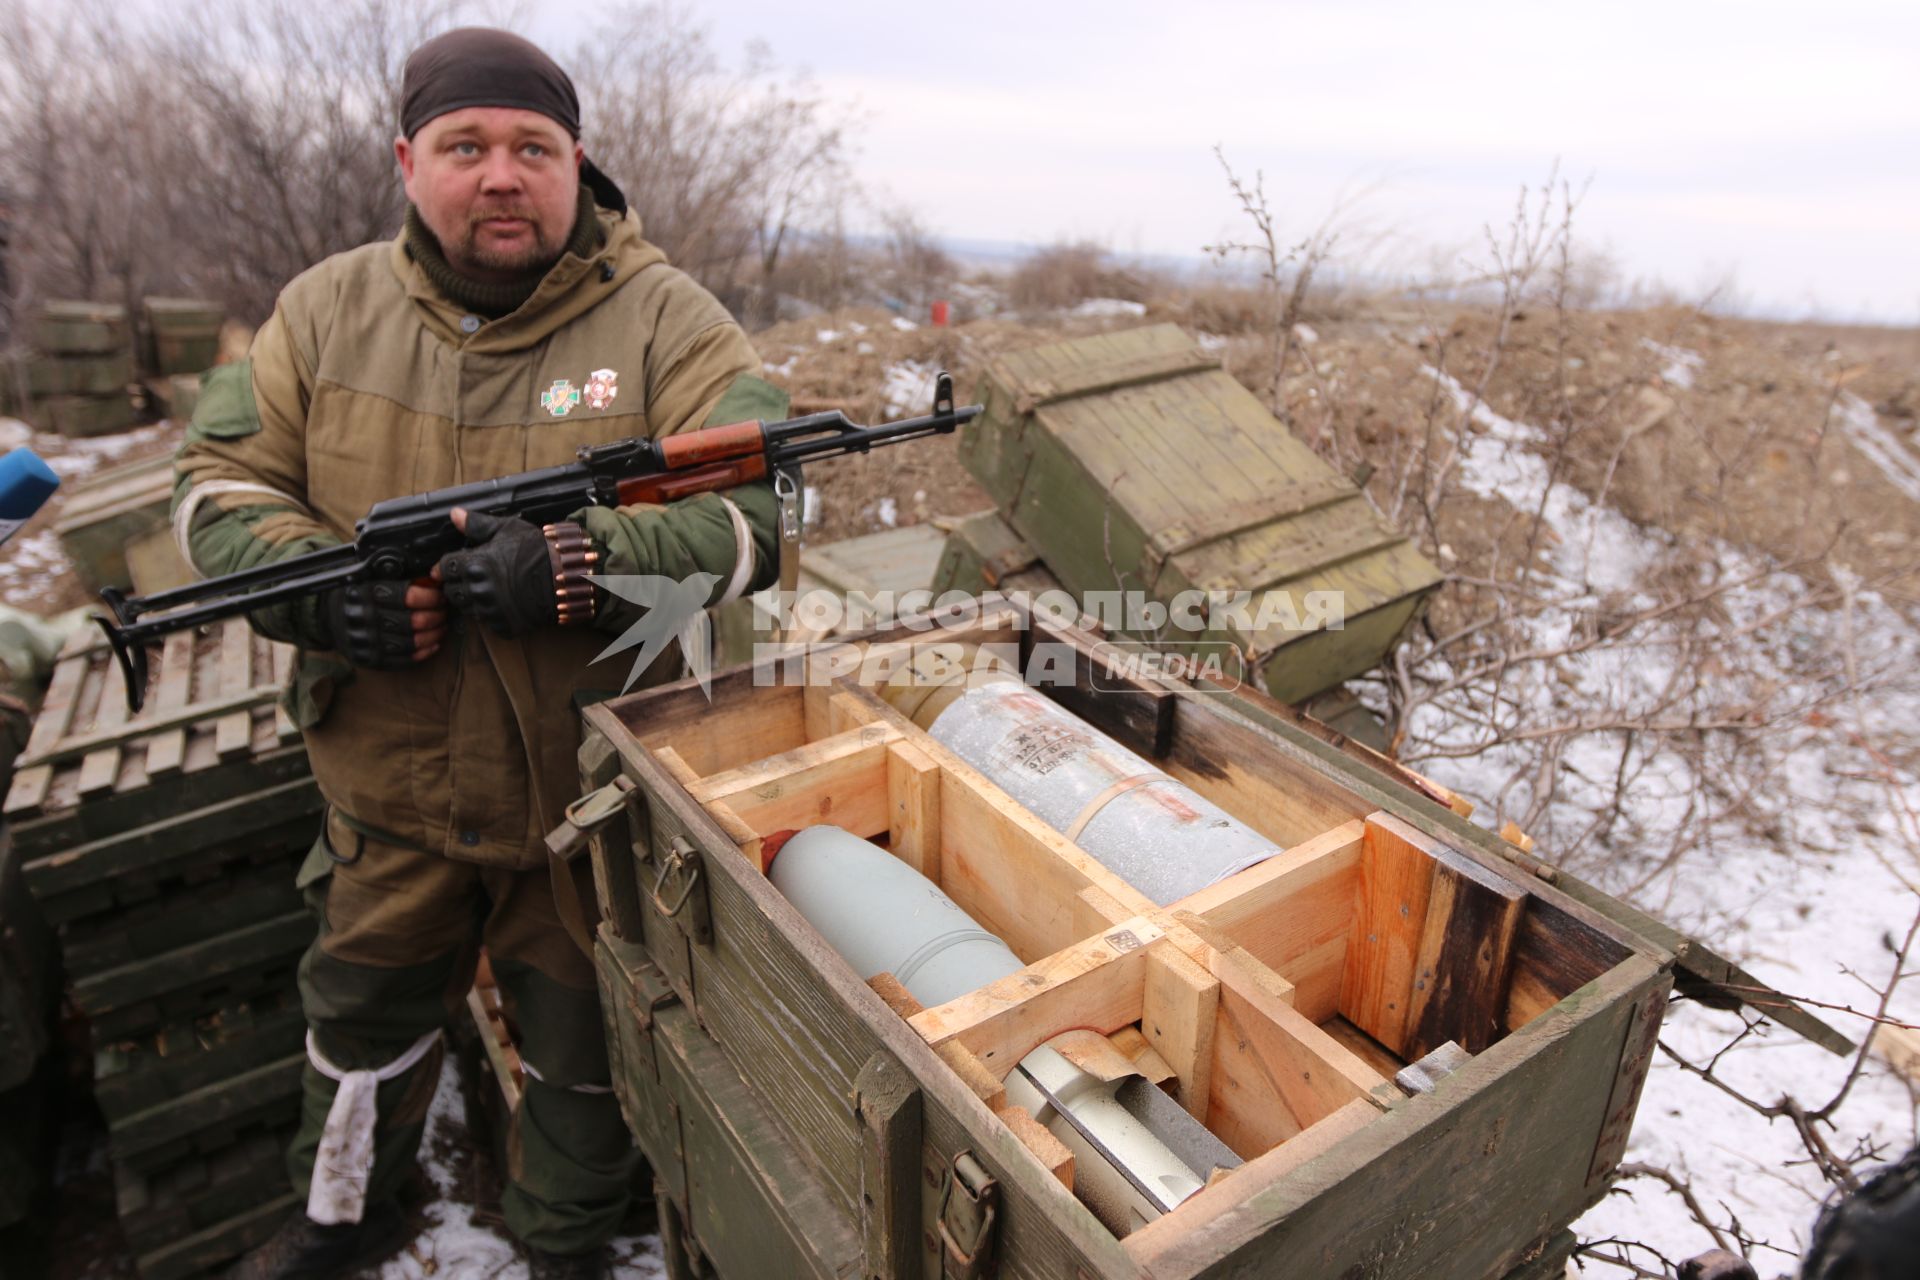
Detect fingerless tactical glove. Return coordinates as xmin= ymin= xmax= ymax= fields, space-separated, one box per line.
xmin=437 ymin=512 xmax=556 ymax=637
xmin=322 ymin=579 xmax=421 ymax=670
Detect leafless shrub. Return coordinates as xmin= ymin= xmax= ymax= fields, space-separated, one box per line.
xmin=874 ymin=209 xmax=955 ymax=313
xmin=0 ymin=0 xmax=863 ymax=330
xmin=1199 ymin=159 xmax=1920 ymax=1273
xmin=570 ymin=3 xmax=854 ymax=325
xmin=1007 ymin=241 xmax=1146 ymax=311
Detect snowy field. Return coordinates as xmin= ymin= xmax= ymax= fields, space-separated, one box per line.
xmin=1410 ymin=351 xmax=1919 ymax=1272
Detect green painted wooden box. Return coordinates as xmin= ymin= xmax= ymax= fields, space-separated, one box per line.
xmin=34 ymin=391 xmax=138 ymax=438
xmin=569 ymin=600 xmax=1832 ymax=1280
xmin=714 ymin=522 xmax=953 ymax=664
xmin=930 ymin=507 xmax=1060 ymax=599
xmin=959 ymin=325 xmax=1442 ymax=703
xmin=34 ymin=300 xmax=131 ymax=355
xmin=52 ymin=452 xmax=182 ymax=592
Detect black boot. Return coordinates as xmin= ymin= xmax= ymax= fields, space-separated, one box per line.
xmin=225 ymin=1203 xmax=407 ymax=1280
xmin=526 ymin=1246 xmax=609 ymax=1280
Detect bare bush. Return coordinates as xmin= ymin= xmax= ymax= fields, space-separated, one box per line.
xmin=874 ymin=208 xmax=955 ymax=313
xmin=570 ymin=3 xmax=855 ymax=325
xmin=0 ymin=0 xmax=863 ymax=330
xmin=1007 ymin=241 xmax=1146 ymax=311
xmin=1205 ymin=158 xmax=1920 ymax=1271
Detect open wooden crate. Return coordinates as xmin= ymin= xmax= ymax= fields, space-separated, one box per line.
xmin=579 ymin=600 xmax=1673 ymax=1279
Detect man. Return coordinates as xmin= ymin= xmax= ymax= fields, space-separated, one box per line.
xmin=178 ymin=28 xmax=785 ymax=1280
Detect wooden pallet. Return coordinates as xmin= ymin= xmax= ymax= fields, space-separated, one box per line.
xmin=467 ymin=950 xmax=526 ymax=1113
xmin=115 ymin=1123 xmax=295 ymax=1257
xmin=109 ymin=1052 xmax=305 ymax=1174
xmin=134 ymin=1190 xmax=301 ymax=1280
xmin=55 ymin=826 xmax=313 ymax=973
xmin=25 ymin=778 xmax=321 ymax=929
xmin=5 ymin=620 xmax=307 ymax=863
xmin=82 ymin=933 xmax=309 ymax=1043
xmin=94 ymin=988 xmax=307 ymax=1123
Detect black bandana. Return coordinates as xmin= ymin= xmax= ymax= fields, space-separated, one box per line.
xmin=400 ymin=28 xmax=626 ymax=214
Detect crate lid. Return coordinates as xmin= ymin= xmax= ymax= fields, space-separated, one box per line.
xmin=50 ymin=452 xmax=175 ymax=530
xmin=2 ymin=617 xmax=300 ymax=825
xmin=965 ymin=324 xmax=1441 ymax=661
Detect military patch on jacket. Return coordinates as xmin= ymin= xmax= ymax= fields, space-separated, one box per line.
xmin=584 ymin=368 xmax=619 ymax=411
xmin=541 ymin=379 xmax=582 ymax=417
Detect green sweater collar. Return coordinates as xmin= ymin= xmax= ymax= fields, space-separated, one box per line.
xmin=404 ymin=185 xmax=602 ymax=318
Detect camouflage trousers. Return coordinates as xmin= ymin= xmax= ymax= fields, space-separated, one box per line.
xmin=290 ymin=807 xmax=635 ymax=1254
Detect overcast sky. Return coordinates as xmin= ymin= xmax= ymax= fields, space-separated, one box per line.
xmin=532 ymin=0 xmax=1917 ymax=321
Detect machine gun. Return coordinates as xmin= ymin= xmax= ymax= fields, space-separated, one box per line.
xmin=97 ymin=372 xmax=979 ymax=711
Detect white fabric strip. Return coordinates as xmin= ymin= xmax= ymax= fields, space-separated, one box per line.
xmin=517 ymin=1058 xmax=615 ymax=1094
xmin=713 ymin=495 xmax=756 ymax=607
xmin=304 ymin=1029 xmax=441 ymax=1225
xmin=171 ymin=479 xmax=306 ymax=572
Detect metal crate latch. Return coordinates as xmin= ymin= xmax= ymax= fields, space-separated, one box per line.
xmin=937 ymin=1151 xmax=1000 ymax=1280
xmin=651 ymin=835 xmax=712 ymax=946
xmin=545 ymin=775 xmax=637 ymax=861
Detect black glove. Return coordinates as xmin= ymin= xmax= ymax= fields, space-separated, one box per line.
xmin=322 ymin=579 xmax=422 ymax=670
xmin=437 ymin=512 xmax=555 ymax=637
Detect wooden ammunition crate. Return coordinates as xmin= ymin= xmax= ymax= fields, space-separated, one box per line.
xmin=715 ymin=521 xmax=953 ymax=663
xmin=576 ymin=601 xmax=1837 ymax=1279
xmin=52 ymin=452 xmax=185 ymax=593
xmin=10 ymin=350 xmax=136 ymax=398
xmin=959 ymin=325 xmax=1443 ymax=703
xmin=142 ymin=297 xmax=225 ymax=377
xmin=931 ymin=508 xmax=1060 ymax=598
xmin=34 ymin=300 xmax=132 ymax=355
xmin=34 ymin=391 xmax=138 ymax=438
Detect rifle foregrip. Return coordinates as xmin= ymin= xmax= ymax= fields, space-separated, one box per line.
xmin=614 ymin=456 xmax=769 ymax=506
xmin=658 ymin=421 xmax=766 ymax=467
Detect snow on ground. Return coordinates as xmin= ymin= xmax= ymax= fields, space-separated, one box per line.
xmin=1068 ymin=298 xmax=1147 ymax=319
xmin=34 ymin=422 xmax=175 ymax=479
xmin=0 ymin=528 xmax=68 ymax=601
xmin=881 ymin=359 xmax=939 ymax=415
xmin=1416 ymin=363 xmax=1920 ymax=1271
xmin=374 ymin=1058 xmax=664 ymax=1279
xmin=1836 ymin=390 xmax=1920 ymax=504
xmin=1640 ymin=338 xmax=1705 ymax=390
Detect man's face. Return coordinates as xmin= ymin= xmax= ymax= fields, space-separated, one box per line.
xmin=396 ymin=108 xmax=583 ymax=281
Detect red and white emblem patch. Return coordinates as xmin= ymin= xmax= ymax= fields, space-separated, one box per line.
xmin=583 ymin=368 xmax=619 ymax=411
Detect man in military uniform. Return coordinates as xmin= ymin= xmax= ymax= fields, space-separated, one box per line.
xmin=177 ymin=28 xmax=784 ymax=1280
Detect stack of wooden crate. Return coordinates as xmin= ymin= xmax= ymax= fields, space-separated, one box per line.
xmin=2 ymin=619 xmax=323 ymax=1279
xmin=9 ymin=301 xmax=138 ymax=437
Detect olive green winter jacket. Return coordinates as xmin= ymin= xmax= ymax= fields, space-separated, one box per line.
xmin=174 ymin=198 xmax=784 ymax=869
